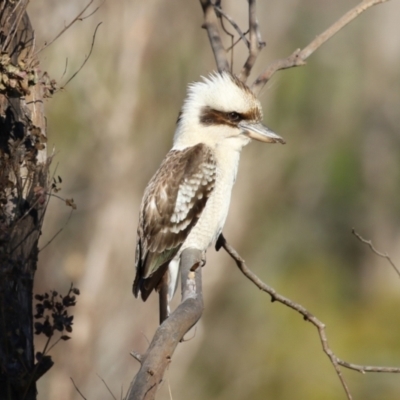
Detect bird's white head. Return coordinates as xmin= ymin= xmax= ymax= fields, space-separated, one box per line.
xmin=173 ymin=71 xmax=284 ymax=151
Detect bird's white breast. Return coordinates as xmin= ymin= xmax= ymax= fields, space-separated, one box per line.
xmin=178 ymin=145 xmax=240 ymax=253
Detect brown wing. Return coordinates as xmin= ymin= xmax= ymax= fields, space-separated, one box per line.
xmin=133 ymin=143 xmax=216 ymax=300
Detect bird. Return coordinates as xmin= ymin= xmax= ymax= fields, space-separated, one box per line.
xmin=133 ymin=71 xmax=285 ymax=323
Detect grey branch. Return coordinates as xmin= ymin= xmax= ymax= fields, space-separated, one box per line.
xmin=199 ymin=0 xmax=229 ymax=72
xmin=60 ymin=22 xmax=102 ymax=90
xmin=127 ymin=248 xmax=204 ymax=400
xmin=71 ymin=378 xmax=88 ymax=400
xmin=217 ymin=234 xmax=400 ymax=400
xmin=34 ymin=0 xmax=98 ymax=56
xmin=352 ymin=228 xmax=400 ymax=278
xmin=239 ymin=0 xmax=265 ymax=82
xmin=213 ymin=5 xmax=250 ymax=49
xmin=251 ymin=0 xmax=389 ymax=95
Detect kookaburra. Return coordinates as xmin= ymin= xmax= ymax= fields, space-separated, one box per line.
xmin=133 ymin=71 xmax=284 ymax=323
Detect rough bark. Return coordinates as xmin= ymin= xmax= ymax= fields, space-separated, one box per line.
xmin=0 ymin=1 xmax=48 ymax=399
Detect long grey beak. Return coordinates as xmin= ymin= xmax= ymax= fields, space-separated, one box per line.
xmin=239 ymin=121 xmax=285 ymax=144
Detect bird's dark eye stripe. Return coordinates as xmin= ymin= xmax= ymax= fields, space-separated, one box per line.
xmin=200 ymin=106 xmax=258 ymax=127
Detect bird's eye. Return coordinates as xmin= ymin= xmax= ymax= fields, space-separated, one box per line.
xmin=228 ymin=112 xmax=241 ymax=122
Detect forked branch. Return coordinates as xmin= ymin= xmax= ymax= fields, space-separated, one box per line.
xmin=252 ymin=0 xmax=390 ymax=94
xmin=34 ymin=0 xmax=99 ymax=56
xmin=199 ymin=0 xmax=229 ymax=72
xmin=216 ymin=234 xmax=400 ymax=400
xmin=215 ymin=5 xmax=249 ymax=50
xmin=239 ymin=0 xmax=265 ymax=82
xmin=199 ymin=0 xmax=389 ymax=93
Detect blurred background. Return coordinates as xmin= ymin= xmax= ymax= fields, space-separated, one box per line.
xmin=27 ymin=0 xmax=400 ymax=399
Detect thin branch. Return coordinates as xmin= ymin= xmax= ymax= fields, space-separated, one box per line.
xmin=216 ymin=234 xmax=400 ymax=400
xmin=71 ymin=378 xmax=88 ymax=400
xmin=26 ymin=27 xmax=36 ymax=62
xmin=252 ymin=0 xmax=389 ymax=94
xmin=219 ymin=17 xmax=234 ymax=71
xmin=80 ymin=0 xmax=105 ymax=21
xmin=199 ymin=0 xmax=229 ymax=72
xmin=130 ymin=351 xmax=143 ymax=364
xmin=352 ymin=228 xmax=400 ymax=278
xmin=214 ymin=5 xmax=250 ymax=49
xmin=239 ymin=0 xmax=265 ymax=82
xmin=34 ymin=0 xmax=95 ymax=56
xmin=38 ymin=208 xmax=74 ymax=253
xmin=227 ymin=29 xmax=249 ymax=52
xmin=60 ymin=22 xmax=102 ymax=89
xmin=215 ymin=1 xmax=235 ymax=72
xmin=97 ymin=374 xmax=117 ymax=400
xmin=61 ymin=58 xmax=69 ymax=81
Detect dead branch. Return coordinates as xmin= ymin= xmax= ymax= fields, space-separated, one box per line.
xmin=96 ymin=374 xmax=117 ymax=400
xmin=71 ymin=378 xmax=88 ymax=400
xmin=127 ymin=248 xmax=204 ymax=400
xmin=352 ymin=228 xmax=400 ymax=278
xmin=214 ymin=5 xmax=250 ymax=49
xmin=34 ymin=0 xmax=96 ymax=56
xmin=252 ymin=0 xmax=389 ymax=94
xmin=60 ymin=22 xmax=102 ymax=89
xmin=199 ymin=0 xmax=229 ymax=72
xmin=216 ymin=234 xmax=400 ymax=400
xmin=38 ymin=208 xmax=73 ymax=252
xmin=80 ymin=0 xmax=105 ymax=21
xmin=239 ymin=0 xmax=265 ymax=82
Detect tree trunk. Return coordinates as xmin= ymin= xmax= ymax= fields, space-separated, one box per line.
xmin=0 ymin=1 xmax=48 ymax=399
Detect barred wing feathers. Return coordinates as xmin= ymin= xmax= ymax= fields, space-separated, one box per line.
xmin=133 ymin=143 xmax=216 ymax=300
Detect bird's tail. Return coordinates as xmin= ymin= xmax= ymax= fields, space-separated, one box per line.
xmin=158 ymin=272 xmax=169 ymax=324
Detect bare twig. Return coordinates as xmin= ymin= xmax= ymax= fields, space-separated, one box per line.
xmin=61 ymin=58 xmax=69 ymax=81
xmin=216 ymin=234 xmax=400 ymax=400
xmin=214 ymin=5 xmax=250 ymax=49
xmin=130 ymin=351 xmax=143 ymax=364
xmin=252 ymin=0 xmax=389 ymax=94
xmin=199 ymin=0 xmax=229 ymax=72
xmin=219 ymin=17 xmax=234 ymax=71
xmin=215 ymin=1 xmax=235 ymax=71
xmin=60 ymin=22 xmax=102 ymax=89
xmin=227 ymin=29 xmax=249 ymax=52
xmin=352 ymin=228 xmax=400 ymax=278
xmin=34 ymin=0 xmax=95 ymax=56
xmin=240 ymin=0 xmax=265 ymax=82
xmin=71 ymin=377 xmax=88 ymax=400
xmin=38 ymin=208 xmax=73 ymax=252
xmin=97 ymin=374 xmax=117 ymax=400
xmin=80 ymin=0 xmax=105 ymax=21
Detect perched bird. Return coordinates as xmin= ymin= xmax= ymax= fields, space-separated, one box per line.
xmin=133 ymin=71 xmax=284 ymax=323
